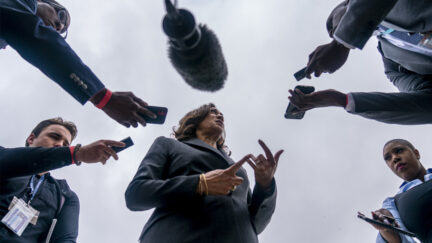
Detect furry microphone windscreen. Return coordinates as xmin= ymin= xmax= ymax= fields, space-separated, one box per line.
xmin=168 ymin=25 xmax=228 ymax=92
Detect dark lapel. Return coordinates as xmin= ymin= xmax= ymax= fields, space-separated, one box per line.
xmin=183 ymin=138 xmax=233 ymax=166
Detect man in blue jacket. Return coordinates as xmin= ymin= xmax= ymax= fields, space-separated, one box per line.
xmin=0 ymin=0 xmax=156 ymax=128
xmin=0 ymin=117 xmax=125 ymax=242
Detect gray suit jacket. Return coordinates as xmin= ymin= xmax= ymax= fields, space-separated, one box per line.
xmin=125 ymin=137 xmax=277 ymax=243
xmin=334 ymin=0 xmax=432 ymax=75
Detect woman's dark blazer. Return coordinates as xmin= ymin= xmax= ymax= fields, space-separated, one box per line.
xmin=125 ymin=136 xmax=277 ymax=243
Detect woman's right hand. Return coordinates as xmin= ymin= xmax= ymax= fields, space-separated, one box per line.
xmin=370 ymin=209 xmax=402 ymax=243
xmin=201 ymin=154 xmax=252 ymax=195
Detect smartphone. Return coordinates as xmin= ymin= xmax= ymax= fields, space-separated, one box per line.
xmin=357 ymin=213 xmax=416 ymax=237
xmin=111 ymin=137 xmax=134 ymax=153
xmin=140 ymin=106 xmax=168 ymax=124
xmin=294 ymin=67 xmax=307 ymax=81
xmin=284 ymin=85 xmax=315 ymax=119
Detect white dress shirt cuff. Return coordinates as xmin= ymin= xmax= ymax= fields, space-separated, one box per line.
xmin=333 ymin=34 xmax=357 ymax=49
xmin=345 ymin=93 xmax=356 ymax=112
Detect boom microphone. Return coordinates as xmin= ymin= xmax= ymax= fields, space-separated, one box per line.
xmin=162 ymin=0 xmax=228 ymax=92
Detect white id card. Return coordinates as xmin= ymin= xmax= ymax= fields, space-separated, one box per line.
xmin=1 ymin=196 xmax=39 ymax=236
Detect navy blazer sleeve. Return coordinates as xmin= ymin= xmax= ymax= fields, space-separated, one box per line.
xmin=0 ymin=7 xmax=105 ymax=104
xmin=0 ymin=146 xmax=72 ymax=179
xmin=334 ymin=0 xmax=398 ymax=49
xmin=125 ymin=137 xmax=200 ymax=211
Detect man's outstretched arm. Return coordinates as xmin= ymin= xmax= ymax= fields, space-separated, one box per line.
xmin=0 ymin=8 xmax=155 ymax=127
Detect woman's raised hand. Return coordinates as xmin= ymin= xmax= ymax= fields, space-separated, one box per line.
xmin=201 ymin=154 xmax=253 ymax=195
xmin=247 ymin=140 xmax=284 ymax=188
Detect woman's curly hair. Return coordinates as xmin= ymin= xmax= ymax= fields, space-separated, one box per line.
xmin=173 ymin=103 xmax=226 ymax=149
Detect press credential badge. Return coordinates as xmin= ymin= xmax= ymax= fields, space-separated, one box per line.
xmin=1 ymin=196 xmax=40 ymax=236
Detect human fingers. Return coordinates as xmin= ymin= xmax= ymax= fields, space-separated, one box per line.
xmin=372 ymin=211 xmax=389 ymax=224
xmin=133 ymin=111 xmax=147 ymax=127
xmin=102 ymin=140 xmax=126 ymax=148
xmin=232 ymin=176 xmax=244 ymax=185
xmin=381 ymin=214 xmax=397 ymax=226
xmin=305 ymin=59 xmax=318 ymax=79
xmin=294 ymin=88 xmax=306 ymax=97
xmin=258 ymin=139 xmax=274 ymax=162
xmin=274 ymin=150 xmax=284 ymax=165
xmin=100 ymin=156 xmax=108 ymax=165
xmin=288 ymin=91 xmax=303 ymax=110
xmin=130 ymin=94 xmax=149 ymax=108
xmin=136 ymin=105 xmax=157 ymax=120
xmin=103 ymin=146 xmax=119 ymax=160
xmin=120 ymin=122 xmax=131 ymax=128
xmin=226 ymin=154 xmax=251 ymax=174
xmin=246 ymin=158 xmax=257 ymax=170
xmin=132 ymin=96 xmax=157 ymax=121
xmin=307 ymin=50 xmax=316 ymax=65
xmin=374 ymin=209 xmax=397 ymax=226
xmin=130 ymin=120 xmax=138 ymax=128
xmin=130 ymin=96 xmax=150 ymax=119
xmin=288 ymin=90 xmax=297 ymax=100
xmin=290 ymin=89 xmax=306 ymax=100
xmin=257 ymin=154 xmax=269 ymax=167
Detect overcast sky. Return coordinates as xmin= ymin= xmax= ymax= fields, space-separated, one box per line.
xmin=0 ymin=0 xmax=429 ymax=242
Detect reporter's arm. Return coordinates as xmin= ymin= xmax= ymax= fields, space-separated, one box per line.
xmin=333 ymin=0 xmax=398 ymax=49
xmin=288 ymin=89 xmax=347 ymax=111
xmin=0 ymin=139 xmax=124 ymax=179
xmin=0 ymin=146 xmax=72 ymax=179
xmin=0 ymin=8 xmax=104 ymax=105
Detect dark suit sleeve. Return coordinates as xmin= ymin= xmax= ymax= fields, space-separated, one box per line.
xmin=125 ymin=137 xmax=200 ymax=211
xmin=333 ymin=0 xmax=398 ymax=49
xmin=347 ymin=53 xmax=432 ymax=125
xmin=0 ymin=146 xmax=72 ymax=179
xmin=0 ymin=7 xmax=105 ymax=105
xmin=248 ymin=179 xmax=277 ymax=234
xmin=349 ymin=89 xmax=432 ymax=124
xmin=50 ymin=190 xmax=80 ymax=243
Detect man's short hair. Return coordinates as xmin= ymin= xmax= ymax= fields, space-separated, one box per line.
xmin=383 ymin=139 xmax=416 ymax=151
xmin=25 ymin=117 xmax=77 ymax=146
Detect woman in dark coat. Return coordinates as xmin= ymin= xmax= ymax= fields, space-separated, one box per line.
xmin=125 ymin=103 xmax=283 ymax=243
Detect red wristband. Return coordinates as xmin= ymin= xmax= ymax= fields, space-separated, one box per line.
xmin=95 ymin=89 xmax=112 ymax=109
xmin=70 ymin=146 xmax=76 ymax=164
